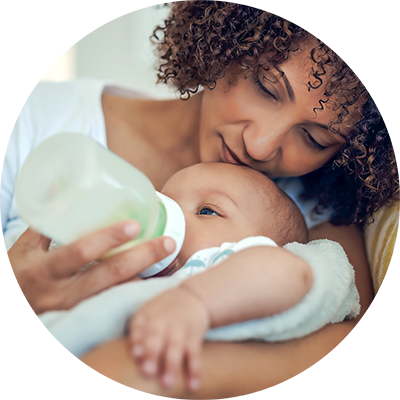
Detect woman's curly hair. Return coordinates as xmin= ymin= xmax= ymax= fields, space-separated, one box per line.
xmin=153 ymin=1 xmax=398 ymax=227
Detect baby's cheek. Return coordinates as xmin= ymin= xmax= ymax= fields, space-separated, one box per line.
xmin=179 ymin=221 xmax=222 ymax=264
xmin=183 ymin=213 xmax=263 ymax=261
xmin=178 ymin=226 xmax=200 ymax=265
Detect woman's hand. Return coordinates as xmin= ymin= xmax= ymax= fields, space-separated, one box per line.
xmin=8 ymin=220 xmax=176 ymax=314
xmin=129 ymin=287 xmax=210 ymax=392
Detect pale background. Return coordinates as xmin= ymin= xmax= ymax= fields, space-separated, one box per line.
xmin=0 ymin=0 xmax=173 ymax=98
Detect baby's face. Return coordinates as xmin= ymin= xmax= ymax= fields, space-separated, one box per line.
xmin=161 ymin=163 xmax=279 ymax=268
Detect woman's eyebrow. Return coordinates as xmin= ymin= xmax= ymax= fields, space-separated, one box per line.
xmin=275 ymin=67 xmax=295 ymax=102
xmin=274 ymin=67 xmax=348 ymax=141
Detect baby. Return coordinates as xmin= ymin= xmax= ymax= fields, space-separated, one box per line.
xmin=150 ymin=162 xmax=308 ymax=277
xmin=129 ymin=162 xmax=311 ymax=390
xmin=39 ymin=163 xmax=359 ymax=392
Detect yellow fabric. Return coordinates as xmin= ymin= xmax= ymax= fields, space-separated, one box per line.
xmin=365 ymin=202 xmax=400 ymax=399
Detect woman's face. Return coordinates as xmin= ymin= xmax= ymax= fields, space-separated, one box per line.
xmin=198 ymin=47 xmax=354 ymax=178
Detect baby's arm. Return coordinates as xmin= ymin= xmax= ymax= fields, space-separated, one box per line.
xmin=182 ymin=246 xmax=312 ymax=327
xmin=129 ymin=245 xmax=312 ymax=390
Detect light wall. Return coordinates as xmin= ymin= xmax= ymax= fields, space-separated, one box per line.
xmin=0 ymin=0 xmax=173 ymax=98
xmin=74 ymin=0 xmax=171 ymax=97
xmin=0 ymin=0 xmax=75 ymax=82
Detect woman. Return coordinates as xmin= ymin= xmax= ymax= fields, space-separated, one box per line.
xmin=3 ymin=1 xmax=398 ymax=397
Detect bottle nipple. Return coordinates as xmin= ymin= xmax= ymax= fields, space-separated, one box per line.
xmin=138 ymin=192 xmax=186 ymax=278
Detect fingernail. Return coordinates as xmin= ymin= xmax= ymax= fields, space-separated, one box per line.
xmin=163 ymin=237 xmax=176 ymax=253
xmin=132 ymin=345 xmax=144 ymax=357
xmin=189 ymin=378 xmax=200 ymax=391
xmin=124 ymin=221 xmax=140 ymax=238
xmin=142 ymin=360 xmax=157 ymax=376
xmin=162 ymin=373 xmax=176 ymax=387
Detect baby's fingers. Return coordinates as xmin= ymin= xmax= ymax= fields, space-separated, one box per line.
xmin=185 ymin=337 xmax=202 ymax=392
xmin=161 ymin=331 xmax=185 ymax=388
xmin=138 ymin=320 xmax=167 ymax=377
xmin=129 ymin=315 xmax=146 ymax=360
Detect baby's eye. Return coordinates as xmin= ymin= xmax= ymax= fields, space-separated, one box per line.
xmin=198 ymin=207 xmax=219 ymax=216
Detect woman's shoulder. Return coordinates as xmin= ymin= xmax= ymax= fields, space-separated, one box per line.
xmin=32 ymin=78 xmax=107 ymax=93
xmin=0 ymin=79 xmax=106 ymax=118
xmin=17 ymin=79 xmax=109 ymax=146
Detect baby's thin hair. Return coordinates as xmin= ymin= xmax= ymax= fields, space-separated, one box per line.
xmin=258 ymin=179 xmax=308 ymax=245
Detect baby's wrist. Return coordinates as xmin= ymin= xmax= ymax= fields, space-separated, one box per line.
xmin=178 ymin=283 xmax=212 ymax=329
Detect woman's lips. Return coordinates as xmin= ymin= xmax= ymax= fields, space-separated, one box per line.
xmin=221 ymin=137 xmax=248 ymax=167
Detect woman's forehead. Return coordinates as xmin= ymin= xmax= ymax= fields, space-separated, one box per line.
xmin=267 ymin=49 xmax=360 ymax=136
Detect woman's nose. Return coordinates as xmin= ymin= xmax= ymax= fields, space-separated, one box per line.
xmin=243 ymin=120 xmax=289 ymax=163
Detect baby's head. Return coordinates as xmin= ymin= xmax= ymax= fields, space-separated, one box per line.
xmin=161 ymin=163 xmax=308 ymax=270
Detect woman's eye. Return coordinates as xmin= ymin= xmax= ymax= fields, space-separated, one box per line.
xmin=198 ymin=207 xmax=219 ymax=216
xmin=302 ymin=129 xmax=328 ymax=151
xmin=254 ymin=76 xmax=277 ymax=101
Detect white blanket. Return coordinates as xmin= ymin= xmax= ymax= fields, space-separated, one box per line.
xmin=33 ymin=239 xmax=360 ymax=357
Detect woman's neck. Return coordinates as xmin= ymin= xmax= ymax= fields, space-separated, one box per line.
xmin=131 ymin=93 xmax=203 ymax=151
xmin=103 ymin=91 xmax=203 ymax=190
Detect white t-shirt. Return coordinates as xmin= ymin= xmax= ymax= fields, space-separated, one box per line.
xmin=173 ymin=236 xmax=277 ymax=278
xmin=0 ymin=80 xmax=107 ymax=238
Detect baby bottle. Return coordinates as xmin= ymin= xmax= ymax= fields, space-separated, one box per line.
xmin=15 ymin=133 xmax=185 ymax=278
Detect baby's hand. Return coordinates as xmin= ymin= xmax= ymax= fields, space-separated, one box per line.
xmin=128 ymin=286 xmax=210 ymax=391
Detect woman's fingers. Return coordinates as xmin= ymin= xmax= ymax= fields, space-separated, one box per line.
xmin=9 ymin=221 xmax=176 ymax=313
xmin=10 ymin=227 xmax=52 ymax=253
xmin=74 ymin=235 xmax=176 ymax=302
xmin=48 ymin=220 xmax=141 ymax=278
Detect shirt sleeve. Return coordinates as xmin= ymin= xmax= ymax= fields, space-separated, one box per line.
xmin=174 ymin=236 xmax=278 ymax=279
xmin=0 ymin=85 xmax=19 ymax=238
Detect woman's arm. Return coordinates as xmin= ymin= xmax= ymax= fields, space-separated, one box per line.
xmin=81 ymin=222 xmax=373 ymax=398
